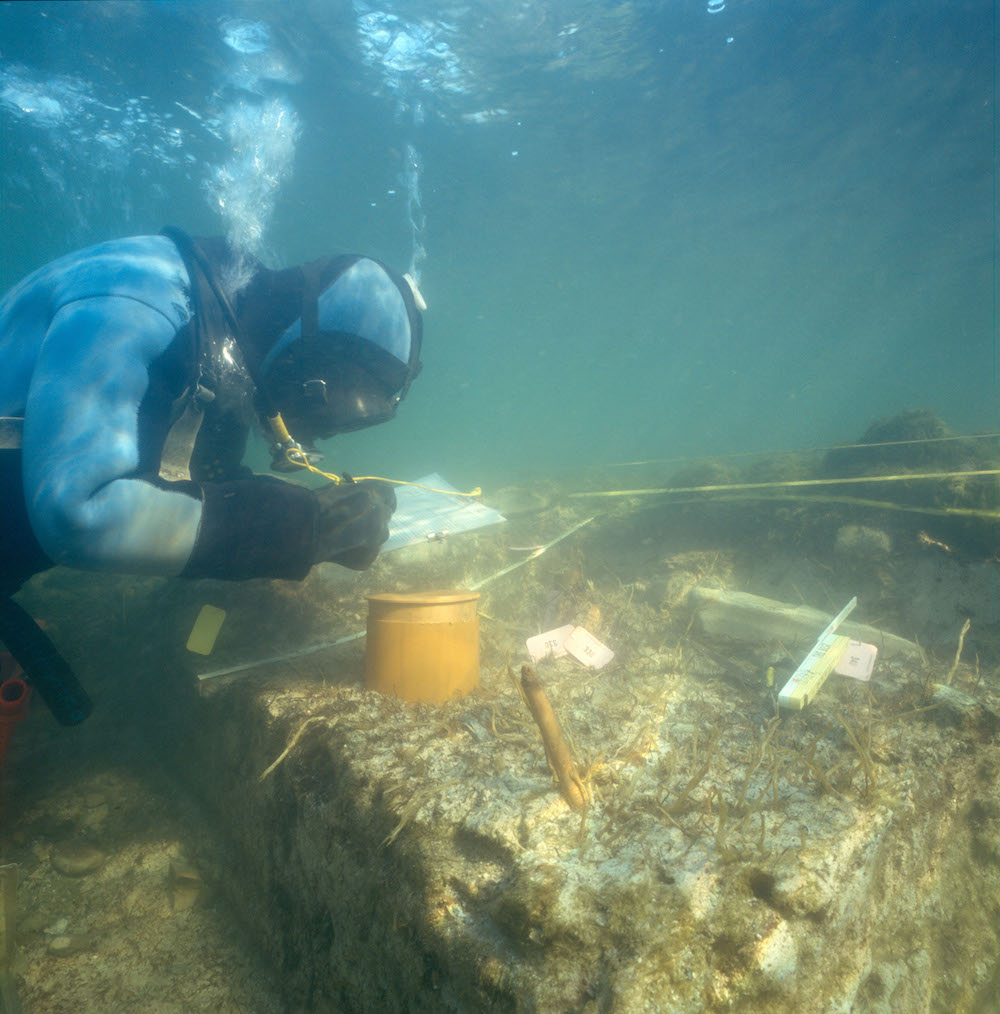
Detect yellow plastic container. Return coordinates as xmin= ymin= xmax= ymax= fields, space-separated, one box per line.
xmin=365 ymin=590 xmax=481 ymax=704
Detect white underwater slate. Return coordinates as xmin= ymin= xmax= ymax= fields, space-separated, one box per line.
xmin=383 ymin=473 xmax=505 ymax=552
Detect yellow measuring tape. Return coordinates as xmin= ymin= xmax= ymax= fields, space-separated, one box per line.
xmin=604 ymin=432 xmax=1000 ymax=469
xmin=698 ymin=491 xmax=1000 ymax=522
xmin=569 ymin=468 xmax=1000 ymax=502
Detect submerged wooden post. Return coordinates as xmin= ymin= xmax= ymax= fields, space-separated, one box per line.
xmin=520 ymin=665 xmax=588 ymax=810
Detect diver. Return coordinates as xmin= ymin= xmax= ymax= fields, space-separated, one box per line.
xmin=0 ymin=228 xmax=423 ymax=724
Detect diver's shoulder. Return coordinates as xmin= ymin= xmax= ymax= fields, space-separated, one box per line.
xmin=57 ymin=234 xmax=187 ymax=279
xmin=31 ymin=235 xmax=192 ymax=326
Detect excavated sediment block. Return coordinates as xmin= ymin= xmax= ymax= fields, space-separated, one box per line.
xmin=181 ymin=638 xmax=1000 ymax=1013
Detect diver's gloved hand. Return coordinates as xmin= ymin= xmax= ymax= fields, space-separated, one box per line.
xmin=314 ymin=480 xmax=396 ymax=570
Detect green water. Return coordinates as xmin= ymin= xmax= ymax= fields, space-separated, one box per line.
xmin=1 ymin=0 xmax=995 ymax=490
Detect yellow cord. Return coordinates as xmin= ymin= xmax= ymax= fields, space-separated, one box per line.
xmin=280 ymin=446 xmax=482 ymax=499
xmin=604 ymin=431 xmax=1000 ymax=469
xmin=568 ymin=468 xmax=1000 ymax=499
xmin=673 ymin=490 xmax=1000 ymax=522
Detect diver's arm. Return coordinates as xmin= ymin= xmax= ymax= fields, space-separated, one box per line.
xmin=179 ymin=478 xmax=396 ymax=579
xmin=23 ymin=295 xmax=390 ymax=581
xmin=23 ymin=295 xmax=324 ymax=581
xmin=178 ymin=476 xmax=319 ymax=581
xmin=23 ymin=296 xmax=204 ymax=575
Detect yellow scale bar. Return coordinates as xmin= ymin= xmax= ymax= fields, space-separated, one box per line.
xmin=778 ymin=596 xmax=857 ymax=710
xmin=778 ymin=634 xmax=851 ymax=710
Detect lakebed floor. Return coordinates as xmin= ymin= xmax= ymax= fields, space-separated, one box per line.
xmin=3 ymin=458 xmax=1000 ymax=1013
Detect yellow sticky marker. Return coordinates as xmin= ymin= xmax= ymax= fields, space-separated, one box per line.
xmin=186 ymin=605 xmax=227 ymax=655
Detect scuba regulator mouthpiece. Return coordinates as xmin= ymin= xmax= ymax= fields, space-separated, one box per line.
xmin=267 ymin=413 xmax=323 ymax=472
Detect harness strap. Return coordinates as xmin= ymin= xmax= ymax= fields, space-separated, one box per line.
xmin=157 ymin=384 xmax=215 ymax=483
xmin=0 ymin=596 xmax=92 ymax=726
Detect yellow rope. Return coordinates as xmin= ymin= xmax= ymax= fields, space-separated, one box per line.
xmin=681 ymin=491 xmax=1000 ymax=522
xmin=282 ymin=447 xmax=481 ymax=499
xmin=568 ymin=468 xmax=1000 ymax=500
xmin=273 ymin=426 xmax=995 ymax=515
xmin=604 ymin=432 xmax=1000 ymax=469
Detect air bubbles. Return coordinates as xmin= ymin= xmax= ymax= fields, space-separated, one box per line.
xmin=1 ymin=86 xmax=65 ymax=124
xmin=707 ymin=0 xmax=725 ymax=12
xmin=220 ymin=18 xmax=271 ymax=55
xmin=207 ymin=15 xmax=302 ymax=266
xmin=355 ymin=9 xmax=472 ymax=121
xmin=401 ymin=143 xmax=426 ymax=283
xmin=0 ymin=68 xmax=77 ymax=126
xmin=203 ymin=98 xmax=300 ymax=265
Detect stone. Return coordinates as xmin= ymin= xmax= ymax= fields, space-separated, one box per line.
xmin=930 ymin=682 xmax=1000 ymax=736
xmin=834 ymin=524 xmax=892 ymax=558
xmin=50 ymin=842 xmax=106 ymax=878
xmin=47 ymin=933 xmax=94 ymax=956
xmin=168 ymin=860 xmax=203 ymax=913
xmin=688 ymin=586 xmax=923 ymax=661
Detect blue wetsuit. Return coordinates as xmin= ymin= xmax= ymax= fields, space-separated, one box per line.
xmin=0 ymin=236 xmax=205 ymax=581
xmin=0 ymin=234 xmax=418 ymax=593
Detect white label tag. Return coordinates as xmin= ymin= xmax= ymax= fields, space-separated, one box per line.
xmin=834 ymin=640 xmax=878 ymax=681
xmin=526 ymin=625 xmax=575 ymax=663
xmin=564 ymin=626 xmax=615 ymax=669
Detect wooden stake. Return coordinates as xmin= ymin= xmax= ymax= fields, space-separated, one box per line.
xmin=945 ymin=618 xmax=971 ymax=686
xmin=520 ymin=665 xmax=588 ymax=809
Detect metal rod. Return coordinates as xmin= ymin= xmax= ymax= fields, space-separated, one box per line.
xmin=197 ymin=516 xmax=596 ymax=687
xmin=196 ymin=629 xmax=365 ymax=686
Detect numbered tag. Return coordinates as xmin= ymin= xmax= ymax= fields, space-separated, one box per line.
xmin=834 ymin=640 xmax=878 ymax=682
xmin=526 ymin=625 xmax=575 ymax=663
xmin=564 ymin=627 xmax=614 ymax=669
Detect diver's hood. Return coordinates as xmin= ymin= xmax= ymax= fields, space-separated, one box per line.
xmin=260 ymin=256 xmax=423 ymax=439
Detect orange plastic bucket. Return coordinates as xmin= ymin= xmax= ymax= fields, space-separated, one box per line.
xmin=365 ymin=590 xmax=480 ymax=704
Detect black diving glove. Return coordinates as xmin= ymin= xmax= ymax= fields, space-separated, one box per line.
xmin=315 ymin=480 xmax=396 ymax=570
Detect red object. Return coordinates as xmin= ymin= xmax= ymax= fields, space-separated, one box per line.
xmin=0 ymin=675 xmax=31 ymax=771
